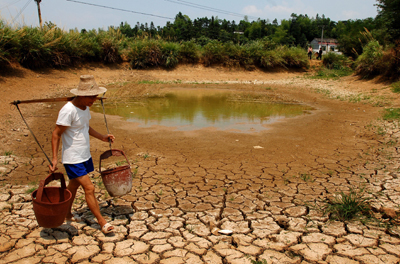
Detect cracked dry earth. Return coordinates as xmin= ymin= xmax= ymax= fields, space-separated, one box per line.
xmin=1 ymin=64 xmax=400 ymax=263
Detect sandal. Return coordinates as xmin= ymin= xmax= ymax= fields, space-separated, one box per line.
xmin=101 ymin=223 xmax=114 ymax=234
xmin=66 ymin=214 xmax=82 ymax=223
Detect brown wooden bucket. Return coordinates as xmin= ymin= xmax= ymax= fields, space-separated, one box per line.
xmin=32 ymin=173 xmax=72 ymax=228
xmin=99 ymin=149 xmax=132 ymax=197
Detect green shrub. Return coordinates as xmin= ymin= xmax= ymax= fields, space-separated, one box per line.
xmin=320 ymin=188 xmax=372 ymax=222
xmin=279 ymin=46 xmax=309 ymax=68
xmin=161 ymin=41 xmax=180 ymax=68
xmin=128 ymin=39 xmax=162 ymax=69
xmin=0 ymin=21 xmax=19 ymax=66
xmin=98 ymin=28 xmax=124 ymax=63
xmin=355 ymin=40 xmax=384 ymax=77
xmin=259 ymin=49 xmax=284 ymax=68
xmin=323 ymin=52 xmax=353 ymax=70
xmin=76 ymin=30 xmax=102 ymax=61
xmin=179 ymin=40 xmax=200 ymax=63
xmin=201 ymin=40 xmax=227 ymax=66
xmin=17 ymin=26 xmax=51 ymax=68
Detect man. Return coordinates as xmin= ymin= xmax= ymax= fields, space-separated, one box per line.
xmin=49 ymin=75 xmax=115 ymax=234
xmin=307 ymin=46 xmax=313 ymax=60
xmin=317 ymin=47 xmax=323 ymax=60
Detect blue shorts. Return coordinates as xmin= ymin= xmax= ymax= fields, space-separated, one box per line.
xmin=64 ymin=158 xmax=94 ymax=179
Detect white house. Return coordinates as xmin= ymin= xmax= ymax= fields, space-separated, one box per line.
xmin=310 ymin=38 xmax=341 ymax=54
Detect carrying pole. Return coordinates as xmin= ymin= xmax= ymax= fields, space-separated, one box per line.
xmin=10 ymin=96 xmax=104 ymax=105
xmin=15 ymin=104 xmax=52 ymax=165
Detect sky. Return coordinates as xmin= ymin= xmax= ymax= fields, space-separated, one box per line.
xmin=0 ymin=0 xmax=379 ymax=30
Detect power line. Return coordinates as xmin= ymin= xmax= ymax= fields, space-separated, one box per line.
xmin=66 ymin=0 xmax=174 ymax=20
xmin=11 ymin=0 xmax=32 ymax=24
xmin=0 ymin=0 xmax=24 ymax=10
xmin=164 ymin=0 xmax=260 ymax=20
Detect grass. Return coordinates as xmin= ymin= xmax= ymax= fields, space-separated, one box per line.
xmin=391 ymin=81 xmax=400 ymax=93
xmin=115 ymin=160 xmax=127 ymax=166
xmin=132 ymin=166 xmax=138 ymax=178
xmin=251 ymin=260 xmax=268 ymax=264
xmin=4 ymin=151 xmax=12 ymax=156
xmin=383 ymin=108 xmax=400 ymax=121
xmin=97 ymin=180 xmax=105 ymax=190
xmin=300 ymin=173 xmax=314 ymax=182
xmin=319 ymin=187 xmax=373 ymax=222
xmin=310 ymin=68 xmax=353 ymax=80
xmin=26 ymin=187 xmax=37 ymax=194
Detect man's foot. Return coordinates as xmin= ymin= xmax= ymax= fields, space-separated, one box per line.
xmin=101 ymin=223 xmax=114 ymax=234
xmin=65 ymin=214 xmax=82 ymax=223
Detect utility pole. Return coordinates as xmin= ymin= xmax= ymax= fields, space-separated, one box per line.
xmin=35 ymin=0 xmax=42 ymax=28
xmin=319 ymin=24 xmax=325 ymax=53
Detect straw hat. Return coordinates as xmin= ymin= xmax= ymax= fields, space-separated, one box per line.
xmin=70 ymin=75 xmax=107 ymax=96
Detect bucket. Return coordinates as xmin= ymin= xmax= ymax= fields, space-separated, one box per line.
xmin=99 ymin=149 xmax=132 ymax=197
xmin=32 ymin=173 xmax=72 ymax=228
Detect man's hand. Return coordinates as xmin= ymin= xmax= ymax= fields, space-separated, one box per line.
xmin=102 ymin=134 xmax=115 ymax=143
xmin=49 ymin=159 xmax=58 ymax=173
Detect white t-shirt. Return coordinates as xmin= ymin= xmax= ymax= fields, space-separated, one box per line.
xmin=56 ymin=102 xmax=91 ymax=164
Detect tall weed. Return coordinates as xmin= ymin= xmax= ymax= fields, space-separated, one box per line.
xmin=161 ymin=41 xmax=180 ymax=68
xmin=0 ymin=21 xmax=19 ymax=66
xmin=201 ymin=40 xmax=227 ymax=66
xmin=279 ymin=46 xmax=309 ymax=68
xmin=259 ymin=49 xmax=284 ymax=68
xmin=128 ymin=39 xmax=162 ymax=69
xmin=179 ymin=40 xmax=200 ymax=63
xmin=355 ymin=40 xmax=384 ymax=77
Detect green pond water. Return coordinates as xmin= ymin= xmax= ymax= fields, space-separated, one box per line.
xmin=93 ymin=89 xmax=314 ymax=133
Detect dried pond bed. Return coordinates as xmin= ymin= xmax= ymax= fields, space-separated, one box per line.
xmin=0 ymin=65 xmax=400 ymax=263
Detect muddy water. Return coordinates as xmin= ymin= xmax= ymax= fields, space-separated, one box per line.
xmin=93 ymin=88 xmax=314 ymax=133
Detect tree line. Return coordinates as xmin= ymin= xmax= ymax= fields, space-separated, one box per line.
xmin=111 ymin=0 xmax=398 ymax=59
xmin=1 ymin=0 xmax=398 ymax=79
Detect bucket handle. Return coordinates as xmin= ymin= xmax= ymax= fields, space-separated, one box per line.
xmin=35 ymin=172 xmax=67 ymax=202
xmin=99 ymin=149 xmax=131 ymax=173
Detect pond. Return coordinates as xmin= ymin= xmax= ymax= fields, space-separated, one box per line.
xmin=92 ymin=88 xmax=314 ymax=133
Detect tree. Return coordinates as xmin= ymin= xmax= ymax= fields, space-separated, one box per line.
xmin=376 ymin=0 xmax=400 ymax=41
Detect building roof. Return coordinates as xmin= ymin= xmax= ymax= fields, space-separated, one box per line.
xmin=312 ymin=38 xmax=338 ymax=44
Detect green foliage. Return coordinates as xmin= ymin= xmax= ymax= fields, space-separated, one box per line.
xmin=161 ymin=41 xmax=180 ymax=68
xmin=201 ymin=40 xmax=227 ymax=66
xmin=311 ymin=68 xmax=353 ymax=80
xmin=323 ymin=52 xmax=353 ymax=70
xmin=376 ymin=0 xmax=400 ymax=41
xmin=26 ymin=187 xmax=36 ymax=194
xmin=97 ymin=28 xmax=123 ymax=64
xmin=279 ymin=46 xmax=309 ymax=68
xmin=355 ymin=39 xmax=400 ymax=79
xmin=320 ymin=188 xmax=373 ymax=222
xmin=355 ymin=40 xmax=384 ymax=77
xmin=128 ymin=40 xmax=162 ymax=69
xmin=383 ymin=108 xmax=400 ymax=121
xmin=251 ymin=260 xmax=268 ymax=264
xmin=259 ymin=49 xmax=284 ymax=68
xmin=0 ymin=21 xmax=19 ymax=66
xmin=179 ymin=40 xmax=200 ymax=63
xmin=391 ymin=81 xmax=400 ymax=93
xmin=1 ymin=12 xmax=397 ymax=77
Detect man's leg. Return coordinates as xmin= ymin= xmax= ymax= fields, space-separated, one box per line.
xmin=66 ymin=179 xmax=80 ymax=219
xmin=70 ymin=175 xmax=109 ymax=229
